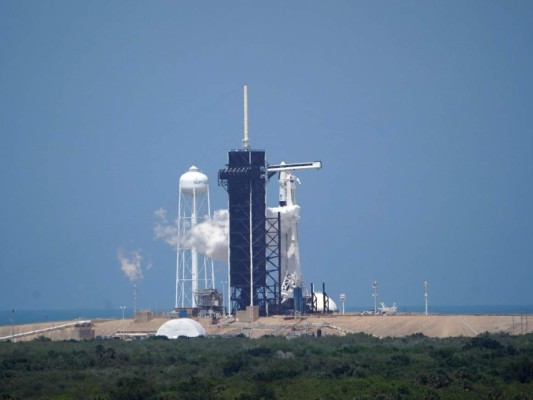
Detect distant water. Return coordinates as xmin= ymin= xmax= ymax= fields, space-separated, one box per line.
xmin=346 ymin=305 xmax=532 ymax=315
xmin=1 ymin=309 xmax=133 ymax=326
xmin=2 ymin=305 xmax=532 ymax=326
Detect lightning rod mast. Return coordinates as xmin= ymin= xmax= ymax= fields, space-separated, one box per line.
xmin=424 ymin=281 xmax=428 ymax=316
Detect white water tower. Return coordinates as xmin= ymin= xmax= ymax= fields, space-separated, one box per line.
xmin=176 ymin=166 xmax=215 ymax=308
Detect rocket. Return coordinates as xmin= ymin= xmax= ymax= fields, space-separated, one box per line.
xmin=267 ymin=161 xmax=322 ymax=207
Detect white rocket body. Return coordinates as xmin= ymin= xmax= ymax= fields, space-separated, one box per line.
xmin=268 ymin=164 xmax=306 ymax=301
xmin=266 ymin=160 xmax=321 ymax=302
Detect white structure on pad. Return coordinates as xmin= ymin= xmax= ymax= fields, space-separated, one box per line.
xmin=156 ymin=319 xmax=206 ymax=338
xmin=176 ymin=166 xmax=215 ymax=308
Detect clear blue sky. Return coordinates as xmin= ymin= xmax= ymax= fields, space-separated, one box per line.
xmin=1 ymin=1 xmax=532 ymax=311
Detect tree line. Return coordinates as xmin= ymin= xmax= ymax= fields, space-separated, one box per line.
xmin=0 ymin=332 xmax=532 ymax=399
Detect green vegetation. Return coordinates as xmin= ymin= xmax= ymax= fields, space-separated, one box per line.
xmin=1 ymin=332 xmax=532 ymax=399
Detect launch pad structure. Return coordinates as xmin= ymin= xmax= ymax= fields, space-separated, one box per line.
xmin=218 ymin=149 xmax=283 ymax=315
xmin=218 ymin=85 xmax=331 ymax=316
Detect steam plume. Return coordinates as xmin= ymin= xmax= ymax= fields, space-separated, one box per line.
xmin=267 ymin=205 xmax=300 ymax=235
xmin=154 ymin=208 xmax=229 ymax=261
xmin=154 ymin=208 xmax=179 ymax=248
xmin=154 ymin=206 xmax=300 ymax=265
xmin=267 ymin=205 xmax=301 ymax=282
xmin=186 ymin=209 xmax=229 ymax=261
xmin=118 ymin=249 xmax=144 ymax=282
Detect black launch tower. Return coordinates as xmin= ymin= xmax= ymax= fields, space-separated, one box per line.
xmin=219 ymin=149 xmax=281 ymax=315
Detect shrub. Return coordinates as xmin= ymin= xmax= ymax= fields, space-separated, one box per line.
xmin=428 ymin=370 xmax=452 ymax=389
xmin=247 ymin=346 xmax=272 ymax=357
xmin=110 ymin=376 xmax=155 ymax=400
xmin=33 ymin=336 xmax=51 ymax=342
xmin=464 ymin=335 xmax=503 ymax=351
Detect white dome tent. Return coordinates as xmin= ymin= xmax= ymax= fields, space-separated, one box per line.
xmin=156 ymin=318 xmax=206 ymax=338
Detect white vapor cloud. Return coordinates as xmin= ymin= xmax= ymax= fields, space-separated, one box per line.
xmin=154 ymin=206 xmax=300 ymax=266
xmin=186 ymin=209 xmax=229 ymax=261
xmin=154 ymin=207 xmax=180 ymax=249
xmin=154 ymin=208 xmax=229 ymax=262
xmin=118 ymin=249 xmax=144 ymax=282
xmin=267 ymin=205 xmax=300 ymax=234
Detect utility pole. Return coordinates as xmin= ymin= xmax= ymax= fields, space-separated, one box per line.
xmin=372 ymin=281 xmax=378 ymax=315
xmin=11 ymin=309 xmax=15 ymax=341
xmin=424 ymin=281 xmax=428 ymax=316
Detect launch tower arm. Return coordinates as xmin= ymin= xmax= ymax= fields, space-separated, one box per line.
xmin=267 ymin=161 xmax=322 ymax=173
xmin=267 ymin=161 xmax=321 ymax=178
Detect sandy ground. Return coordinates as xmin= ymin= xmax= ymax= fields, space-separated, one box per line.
xmin=1 ymin=313 xmax=531 ymax=341
xmin=208 ymin=314 xmax=531 ymax=338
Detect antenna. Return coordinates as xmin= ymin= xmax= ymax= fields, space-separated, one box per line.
xmin=242 ymin=85 xmax=250 ymax=149
xmin=424 ymin=281 xmax=428 ymax=316
xmin=133 ymin=284 xmax=137 ymax=318
xmin=372 ymin=281 xmax=378 ymax=316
